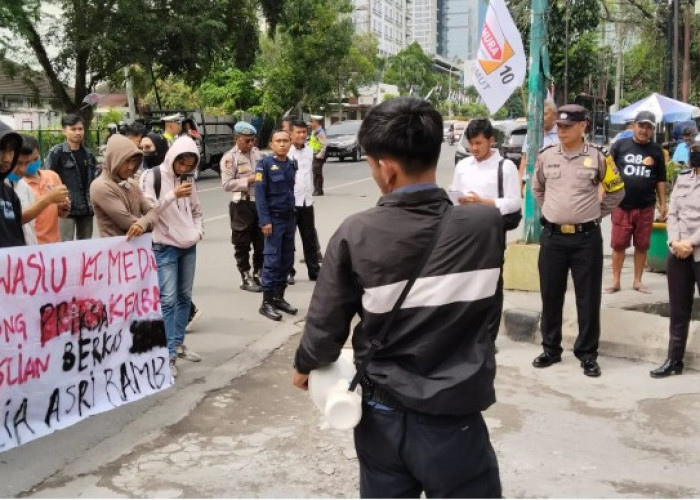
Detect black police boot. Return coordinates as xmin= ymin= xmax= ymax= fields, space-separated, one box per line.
xmin=272 ymin=287 xmax=298 ymax=315
xmin=650 ymin=359 xmax=683 ymax=378
xmin=252 ymin=268 xmax=263 ymax=287
xmin=240 ymin=271 xmax=262 ymax=293
xmin=259 ymin=290 xmax=282 ymax=321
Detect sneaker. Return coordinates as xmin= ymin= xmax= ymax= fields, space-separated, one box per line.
xmin=176 ymin=344 xmax=202 ymax=362
xmin=186 ymin=305 xmax=202 ymax=332
xmin=169 ymin=358 xmax=178 ymax=379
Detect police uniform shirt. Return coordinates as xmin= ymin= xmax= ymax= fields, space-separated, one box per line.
xmin=533 ymin=143 xmax=625 ymax=224
xmin=521 ymin=125 xmax=559 ymax=153
xmin=667 ymin=168 xmax=700 ymax=261
xmin=254 ymin=156 xmax=296 ymax=226
xmin=609 ymin=138 xmax=666 ymax=210
xmin=220 ymin=145 xmax=261 ymax=202
xmin=289 ymin=144 xmax=314 ymax=207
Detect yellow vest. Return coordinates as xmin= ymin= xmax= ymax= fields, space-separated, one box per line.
xmin=309 ymin=129 xmax=323 ymax=153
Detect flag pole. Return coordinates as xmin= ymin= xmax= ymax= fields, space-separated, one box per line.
xmin=522 ymin=0 xmax=549 ymax=244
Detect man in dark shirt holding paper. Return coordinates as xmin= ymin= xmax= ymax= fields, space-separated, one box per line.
xmin=607 ymin=110 xmax=667 ymax=294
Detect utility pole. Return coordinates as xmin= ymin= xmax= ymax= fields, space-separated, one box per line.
xmin=673 ymin=0 xmax=679 ymax=99
xmin=523 ymin=0 xmax=549 ymax=243
xmin=124 ymin=67 xmax=137 ymax=123
xmin=448 ymin=67 xmax=453 ymax=118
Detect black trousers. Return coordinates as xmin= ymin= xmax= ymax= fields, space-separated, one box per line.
xmin=666 ymin=254 xmax=700 ymax=361
xmin=291 ymin=205 xmax=320 ymax=278
xmin=229 ymin=200 xmax=263 ymax=274
xmin=539 ymin=225 xmax=603 ymax=361
xmin=354 ymin=403 xmax=501 ymax=498
xmin=312 ymin=157 xmax=325 ymax=192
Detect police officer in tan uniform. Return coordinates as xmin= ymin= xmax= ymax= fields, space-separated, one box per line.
xmin=532 ymin=104 xmax=625 ymax=377
xmin=221 ymin=121 xmax=264 ymax=292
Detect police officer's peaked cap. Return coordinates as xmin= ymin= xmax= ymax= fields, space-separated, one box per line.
xmin=310 ymin=115 xmax=324 ymax=122
xmin=161 ymin=113 xmax=184 ymax=123
xmin=555 ymin=104 xmax=588 ymax=125
xmin=234 ymin=121 xmax=257 ymax=135
xmin=634 ymin=110 xmax=657 ymax=126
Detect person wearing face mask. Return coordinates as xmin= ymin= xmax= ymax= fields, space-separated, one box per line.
xmin=650 ymin=138 xmax=700 ymax=377
xmin=10 ymin=135 xmax=70 ymax=244
xmin=140 ymin=133 xmax=169 ymax=171
xmin=0 ymin=122 xmax=26 ymax=247
xmin=90 ymin=134 xmax=188 ymax=239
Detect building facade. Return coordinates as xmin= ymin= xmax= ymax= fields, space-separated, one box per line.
xmin=352 ymin=0 xmax=411 ymax=56
xmin=437 ymin=0 xmax=488 ymax=61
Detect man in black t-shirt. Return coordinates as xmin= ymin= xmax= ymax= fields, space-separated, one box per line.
xmin=607 ymin=110 xmax=667 ymax=294
xmin=0 ymin=123 xmax=26 ymax=248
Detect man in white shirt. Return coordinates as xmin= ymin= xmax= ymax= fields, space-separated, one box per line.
xmin=451 ymin=118 xmax=522 ymax=217
xmin=289 ymin=120 xmax=321 ymax=281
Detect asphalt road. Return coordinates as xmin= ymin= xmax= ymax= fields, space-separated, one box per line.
xmin=2 ymin=146 xmax=699 ymax=498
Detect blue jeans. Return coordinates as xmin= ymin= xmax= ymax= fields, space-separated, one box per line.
xmin=153 ymin=243 xmax=197 ymax=359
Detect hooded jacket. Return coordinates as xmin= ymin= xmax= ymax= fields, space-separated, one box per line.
xmin=143 ymin=133 xmax=169 ymax=170
xmin=0 ymin=125 xmax=25 ymax=247
xmin=90 ymin=135 xmax=171 ymax=237
xmin=140 ymin=136 xmax=203 ymax=248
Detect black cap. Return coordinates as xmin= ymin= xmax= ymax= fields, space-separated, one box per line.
xmin=634 ymin=110 xmax=657 ymax=126
xmin=555 ymin=104 xmax=588 ymax=125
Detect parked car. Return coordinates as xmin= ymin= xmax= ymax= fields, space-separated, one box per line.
xmin=325 ymin=120 xmax=363 ymax=161
xmin=144 ymin=109 xmax=236 ymax=178
xmin=454 ymin=120 xmax=527 ymax=167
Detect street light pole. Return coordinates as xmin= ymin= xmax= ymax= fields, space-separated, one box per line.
xmin=564 ymin=0 xmax=570 ymax=104
xmin=522 ymin=0 xmax=549 ymax=243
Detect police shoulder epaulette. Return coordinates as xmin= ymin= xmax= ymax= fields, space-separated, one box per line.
xmin=538 ymin=143 xmax=556 ymax=154
xmin=591 ymin=144 xmax=609 ymax=156
xmin=679 ymin=168 xmax=692 ymax=175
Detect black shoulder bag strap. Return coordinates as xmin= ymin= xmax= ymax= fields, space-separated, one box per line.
xmin=497 ymin=158 xmax=505 ymax=198
xmin=153 ymin=166 xmax=162 ymax=200
xmin=348 ymin=205 xmax=453 ymax=392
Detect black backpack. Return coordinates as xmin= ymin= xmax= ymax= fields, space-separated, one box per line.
xmin=498 ymin=159 xmax=522 ymax=231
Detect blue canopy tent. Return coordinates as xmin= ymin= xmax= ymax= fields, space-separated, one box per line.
xmin=610 ymin=93 xmax=700 ymax=125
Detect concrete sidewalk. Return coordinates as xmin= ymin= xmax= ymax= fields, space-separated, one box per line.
xmin=503 ymin=253 xmax=700 ymax=371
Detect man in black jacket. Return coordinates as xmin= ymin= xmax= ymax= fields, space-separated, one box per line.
xmin=45 ymin=113 xmax=98 ymax=241
xmin=292 ymin=98 xmax=503 ymax=498
xmin=0 ymin=122 xmax=25 ymax=247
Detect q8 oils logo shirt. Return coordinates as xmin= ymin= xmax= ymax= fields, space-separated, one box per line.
xmin=609 ymin=137 xmax=667 ymax=209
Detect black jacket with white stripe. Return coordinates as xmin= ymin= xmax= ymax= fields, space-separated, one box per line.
xmin=295 ymin=188 xmax=505 ymax=416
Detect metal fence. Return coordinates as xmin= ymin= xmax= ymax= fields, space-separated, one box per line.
xmin=22 ymin=129 xmax=102 ymax=158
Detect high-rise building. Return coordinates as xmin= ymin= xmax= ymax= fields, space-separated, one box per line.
xmin=437 ymin=0 xmax=488 ymax=61
xmin=351 ymin=0 xmax=411 ymax=56
xmin=409 ymin=0 xmax=439 ymax=55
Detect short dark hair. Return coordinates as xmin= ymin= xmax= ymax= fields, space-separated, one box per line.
xmin=682 ymin=127 xmax=695 ymax=137
xmin=20 ymin=134 xmax=40 ymax=155
xmin=466 ymin=118 xmax=494 ymax=140
xmin=124 ymin=122 xmax=147 ymax=138
xmin=270 ymin=129 xmax=290 ymax=139
xmin=358 ymin=97 xmax=442 ymax=175
xmin=291 ymin=120 xmax=307 ymax=130
xmin=61 ymin=113 xmax=83 ymax=128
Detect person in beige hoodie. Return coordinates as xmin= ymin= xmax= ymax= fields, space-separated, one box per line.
xmin=140 ymin=136 xmax=203 ymax=378
xmin=90 ymin=134 xmax=190 ymax=239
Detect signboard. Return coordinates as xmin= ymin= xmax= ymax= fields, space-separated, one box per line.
xmin=0 ymin=235 xmax=171 ymax=453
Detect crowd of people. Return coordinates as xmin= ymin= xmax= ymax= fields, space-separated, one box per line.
xmin=2 ymin=96 xmax=699 ymax=497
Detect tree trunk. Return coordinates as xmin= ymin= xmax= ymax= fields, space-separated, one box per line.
xmin=682 ymin=4 xmax=691 ymax=101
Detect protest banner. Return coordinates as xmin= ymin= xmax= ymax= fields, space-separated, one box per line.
xmin=472 ymin=0 xmax=526 ymax=113
xmin=0 ymin=234 xmax=171 ymax=453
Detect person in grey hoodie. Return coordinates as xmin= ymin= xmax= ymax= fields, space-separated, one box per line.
xmin=140 ymin=136 xmax=204 ymax=378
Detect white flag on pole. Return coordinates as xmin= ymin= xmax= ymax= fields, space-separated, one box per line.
xmin=471 ymin=0 xmax=526 ymax=113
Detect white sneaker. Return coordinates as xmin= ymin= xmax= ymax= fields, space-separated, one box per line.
xmin=169 ymin=358 xmax=178 ymax=379
xmin=176 ymin=344 xmax=202 ymax=362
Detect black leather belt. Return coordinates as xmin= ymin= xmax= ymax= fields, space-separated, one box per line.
xmin=542 ymin=219 xmax=599 ymax=234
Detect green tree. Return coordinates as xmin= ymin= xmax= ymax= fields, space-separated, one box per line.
xmin=255 ymin=0 xmax=355 ymax=116
xmin=142 ymin=76 xmax=199 ymax=111
xmin=330 ymin=33 xmax=379 ymax=118
xmin=384 ymin=42 xmax=438 ymax=97
xmin=198 ymin=68 xmax=261 ymax=115
xmin=0 ymin=0 xmax=268 ymax=125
